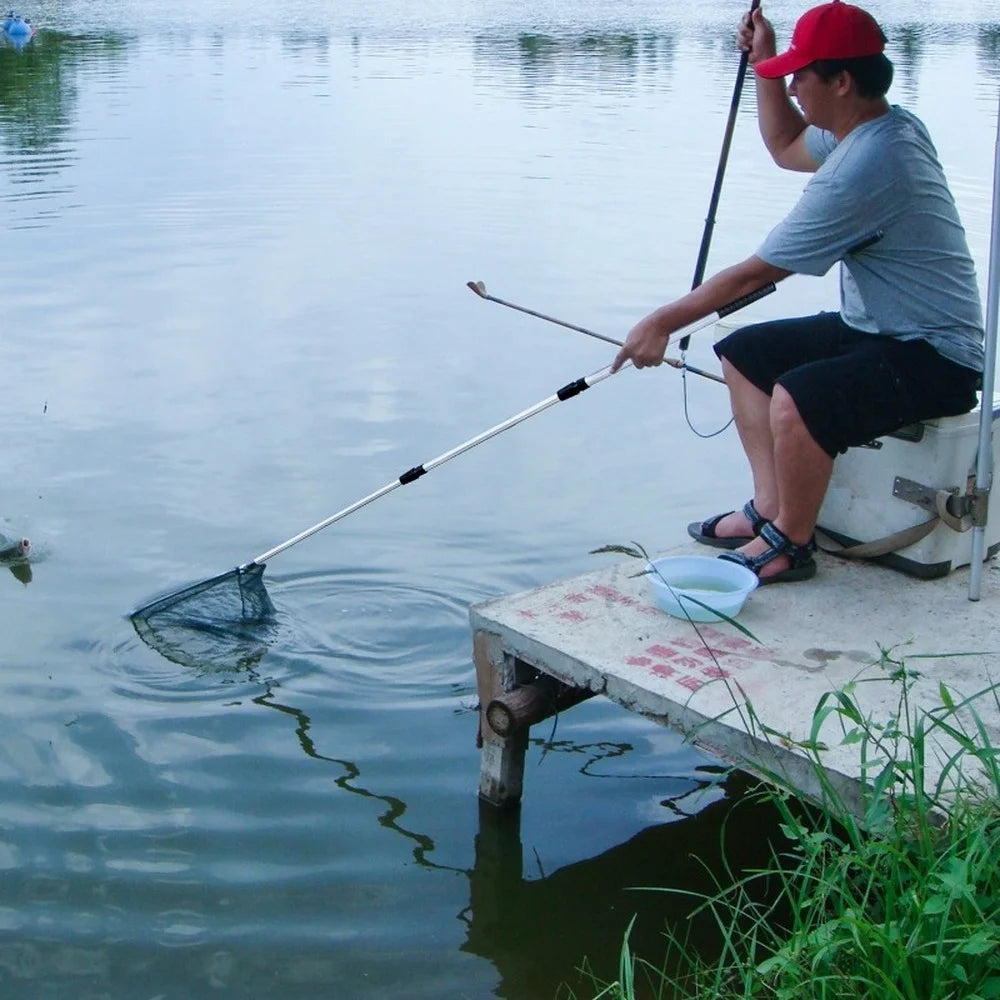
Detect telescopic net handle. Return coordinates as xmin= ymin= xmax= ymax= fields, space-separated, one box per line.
xmin=247 ymin=280 xmax=784 ymax=568
xmin=716 ymin=282 xmax=775 ymax=317
xmin=247 ymin=363 xmax=625 ymax=566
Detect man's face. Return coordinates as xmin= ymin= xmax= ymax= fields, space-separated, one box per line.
xmin=788 ymin=65 xmax=841 ymax=129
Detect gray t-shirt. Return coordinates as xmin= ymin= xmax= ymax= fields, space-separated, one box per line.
xmin=757 ymin=105 xmax=984 ymax=372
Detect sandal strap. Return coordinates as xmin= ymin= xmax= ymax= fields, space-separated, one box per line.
xmin=759 ymin=521 xmax=816 ymax=562
xmin=720 ymin=522 xmax=816 ymax=575
xmin=700 ymin=510 xmax=734 ymax=535
xmin=742 ymin=499 xmax=768 ymax=535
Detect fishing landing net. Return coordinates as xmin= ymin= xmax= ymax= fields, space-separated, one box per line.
xmin=125 ymin=301 xmax=777 ymax=667
xmin=130 ymin=563 xmax=277 ymax=670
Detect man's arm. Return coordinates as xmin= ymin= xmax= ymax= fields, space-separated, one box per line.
xmin=740 ymin=8 xmax=819 ymax=173
xmin=611 ymin=255 xmax=792 ymax=372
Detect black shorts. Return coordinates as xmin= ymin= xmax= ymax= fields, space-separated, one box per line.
xmin=714 ymin=312 xmax=981 ymax=457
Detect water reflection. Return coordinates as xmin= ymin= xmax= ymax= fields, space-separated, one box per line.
xmin=463 ymin=768 xmax=790 ymax=999
xmin=255 ymin=686 xmax=463 ymax=872
xmin=2 ymin=32 xmax=33 ymax=52
xmin=976 ymin=24 xmax=1000 ymax=70
xmin=0 ymin=32 xmax=129 ymax=192
xmin=472 ymin=30 xmax=681 ymax=96
xmin=891 ymin=25 xmax=926 ymax=102
xmin=279 ymin=30 xmax=330 ymax=59
xmin=4 ymin=561 xmax=31 ymax=585
xmin=466 ymin=20 xmax=1000 ymax=106
xmin=117 ymin=632 xmax=781 ymax=999
xmin=258 ymin=678 xmax=790 ymax=998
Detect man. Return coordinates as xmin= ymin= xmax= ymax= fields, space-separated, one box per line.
xmin=611 ymin=0 xmax=984 ymax=583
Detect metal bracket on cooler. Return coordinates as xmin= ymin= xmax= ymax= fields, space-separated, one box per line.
xmin=893 ymin=476 xmax=974 ymax=531
xmin=893 ymin=476 xmax=956 ymax=514
xmin=970 ymin=485 xmax=992 ymax=528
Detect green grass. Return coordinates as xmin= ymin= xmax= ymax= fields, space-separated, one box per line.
xmin=573 ymin=647 xmax=1000 ymax=1000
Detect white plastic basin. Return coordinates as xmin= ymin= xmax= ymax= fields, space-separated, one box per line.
xmin=646 ymin=555 xmax=758 ymax=623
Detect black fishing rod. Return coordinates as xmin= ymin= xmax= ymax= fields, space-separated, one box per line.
xmin=679 ymin=0 xmax=761 ymax=354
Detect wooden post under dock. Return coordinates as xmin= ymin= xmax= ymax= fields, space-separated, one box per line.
xmin=470 ymin=542 xmax=1000 ymax=813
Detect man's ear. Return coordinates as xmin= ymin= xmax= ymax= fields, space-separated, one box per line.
xmin=833 ymin=70 xmax=854 ymax=97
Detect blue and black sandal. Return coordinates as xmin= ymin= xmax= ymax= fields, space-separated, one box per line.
xmin=687 ymin=499 xmax=768 ymax=550
xmin=718 ymin=521 xmax=817 ymax=584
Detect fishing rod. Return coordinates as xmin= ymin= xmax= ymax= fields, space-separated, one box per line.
xmin=466 ymin=279 xmax=729 ymax=385
xmin=467 ymin=235 xmax=883 ymax=385
xmin=679 ymin=0 xmax=761 ymax=354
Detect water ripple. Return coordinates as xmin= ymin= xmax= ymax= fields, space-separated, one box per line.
xmin=99 ymin=564 xmax=476 ymax=713
xmin=272 ymin=567 xmax=473 ymax=686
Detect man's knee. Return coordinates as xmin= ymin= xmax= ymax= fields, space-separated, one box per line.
xmin=769 ymin=385 xmax=802 ymax=428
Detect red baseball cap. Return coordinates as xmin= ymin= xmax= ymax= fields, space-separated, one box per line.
xmin=754 ymin=1 xmax=886 ymax=79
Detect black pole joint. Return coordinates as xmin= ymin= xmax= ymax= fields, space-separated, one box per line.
xmin=557 ymin=378 xmax=591 ymax=401
xmin=399 ymin=465 xmax=427 ymax=485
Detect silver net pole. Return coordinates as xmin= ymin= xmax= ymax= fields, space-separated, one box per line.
xmin=969 ymin=91 xmax=1000 ymax=601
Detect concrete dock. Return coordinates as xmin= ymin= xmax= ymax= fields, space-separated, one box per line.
xmin=469 ymin=543 xmax=1000 ymax=814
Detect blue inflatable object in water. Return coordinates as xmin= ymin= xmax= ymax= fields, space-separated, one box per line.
xmin=2 ymin=11 xmax=34 ymax=37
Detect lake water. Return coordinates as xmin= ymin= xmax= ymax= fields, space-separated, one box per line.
xmin=2 ymin=1 xmax=999 ymax=997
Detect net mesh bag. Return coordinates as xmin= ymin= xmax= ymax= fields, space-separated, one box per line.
xmin=130 ymin=563 xmax=277 ymax=669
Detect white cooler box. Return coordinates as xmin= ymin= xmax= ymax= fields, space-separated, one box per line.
xmin=817 ymin=396 xmax=1000 ymax=579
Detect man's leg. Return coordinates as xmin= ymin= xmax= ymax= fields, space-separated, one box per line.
xmin=706 ymin=320 xmax=976 ymax=580
xmin=770 ymin=385 xmax=834 ymax=542
xmin=707 ymin=313 xmax=846 ymax=543
xmin=733 ymin=385 xmax=832 ymax=579
xmin=706 ymin=359 xmax=780 ymax=541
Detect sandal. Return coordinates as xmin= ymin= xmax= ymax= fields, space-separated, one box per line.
xmin=688 ymin=499 xmax=768 ymax=550
xmin=718 ymin=521 xmax=817 ymax=584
